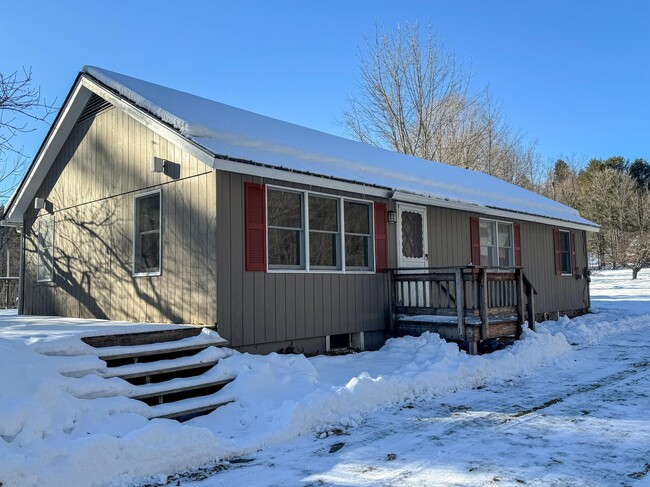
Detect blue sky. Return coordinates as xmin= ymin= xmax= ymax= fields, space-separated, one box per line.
xmin=2 ymin=0 xmax=649 ymax=188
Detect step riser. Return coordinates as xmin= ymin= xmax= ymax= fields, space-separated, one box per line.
xmin=137 ymin=382 xmax=230 ymax=407
xmin=119 ymin=362 xmax=220 ymax=384
xmin=103 ymin=346 xmax=213 ymax=368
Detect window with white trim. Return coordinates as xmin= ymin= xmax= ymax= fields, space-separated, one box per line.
xmin=309 ymin=195 xmax=340 ymax=269
xmin=134 ymin=191 xmax=161 ymax=275
xmin=479 ymin=219 xmax=513 ymax=267
xmin=344 ymin=201 xmax=372 ymax=269
xmin=37 ymin=214 xmax=54 ymax=282
xmin=266 ymin=187 xmax=374 ymax=271
xmin=267 ymin=189 xmax=304 ymax=268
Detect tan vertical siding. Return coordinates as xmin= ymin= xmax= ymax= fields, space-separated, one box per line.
xmin=23 ymin=105 xmax=218 ymax=326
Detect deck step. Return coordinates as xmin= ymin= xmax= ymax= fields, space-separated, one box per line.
xmin=82 ymin=327 xmax=205 ymax=348
xmin=147 ymin=390 xmax=234 ymax=420
xmin=129 ymin=373 xmax=235 ymax=401
xmin=93 ymin=332 xmax=228 ymax=361
xmin=101 ymin=347 xmax=226 ymax=380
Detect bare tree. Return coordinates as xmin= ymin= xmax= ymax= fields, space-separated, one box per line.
xmin=0 ymin=67 xmax=56 ymax=202
xmin=342 ymin=23 xmax=542 ymax=186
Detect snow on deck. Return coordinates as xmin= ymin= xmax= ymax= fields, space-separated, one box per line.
xmin=82 ymin=66 xmax=597 ymax=228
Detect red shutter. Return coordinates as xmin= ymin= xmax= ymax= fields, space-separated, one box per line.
xmin=245 ymin=182 xmax=266 ymax=272
xmin=553 ymin=228 xmax=561 ymax=275
xmin=374 ymin=202 xmax=388 ymax=272
xmin=470 ymin=216 xmax=481 ymax=268
xmin=513 ymin=223 xmax=522 ymax=267
xmin=570 ymin=231 xmax=577 ymax=276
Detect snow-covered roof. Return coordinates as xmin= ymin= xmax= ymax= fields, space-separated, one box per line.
xmin=5 ymin=66 xmax=598 ymax=229
xmin=82 ymin=66 xmax=597 ymax=229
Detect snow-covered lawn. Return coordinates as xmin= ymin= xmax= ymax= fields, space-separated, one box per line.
xmin=1 ymin=269 xmax=649 ymax=486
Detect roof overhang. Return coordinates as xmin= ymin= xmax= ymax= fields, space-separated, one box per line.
xmin=392 ymin=190 xmax=600 ymax=232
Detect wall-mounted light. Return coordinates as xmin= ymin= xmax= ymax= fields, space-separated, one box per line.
xmin=152 ymin=157 xmax=166 ymax=173
xmin=388 ymin=210 xmax=397 ymax=224
xmin=34 ymin=197 xmax=46 ymax=210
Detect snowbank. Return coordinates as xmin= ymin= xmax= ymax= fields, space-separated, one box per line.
xmin=1 ymin=270 xmax=648 ymax=486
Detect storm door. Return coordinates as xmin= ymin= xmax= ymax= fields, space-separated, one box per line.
xmin=396 ymin=203 xmax=429 ymax=307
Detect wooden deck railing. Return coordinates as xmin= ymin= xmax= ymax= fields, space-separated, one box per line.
xmin=388 ymin=266 xmax=536 ymax=352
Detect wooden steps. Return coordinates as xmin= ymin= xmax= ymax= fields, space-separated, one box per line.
xmin=51 ymin=326 xmax=237 ymax=421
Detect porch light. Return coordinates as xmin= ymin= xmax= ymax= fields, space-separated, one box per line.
xmin=387 ymin=210 xmax=397 ymax=224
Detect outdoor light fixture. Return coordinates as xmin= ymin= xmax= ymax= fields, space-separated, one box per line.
xmin=387 ymin=210 xmax=397 ymax=224
xmin=152 ymin=157 xmax=166 ymax=173
xmin=34 ymin=197 xmax=46 ymax=210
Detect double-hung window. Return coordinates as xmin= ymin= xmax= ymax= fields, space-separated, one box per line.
xmin=134 ymin=191 xmax=161 ymax=275
xmin=267 ymin=189 xmax=304 ymax=268
xmin=37 ymin=214 xmax=54 ymax=282
xmin=265 ymin=187 xmax=374 ymax=272
xmin=308 ymin=195 xmax=340 ymax=269
xmin=559 ymin=230 xmax=571 ymax=275
xmin=479 ymin=219 xmax=513 ymax=268
xmin=344 ymin=201 xmax=372 ymax=269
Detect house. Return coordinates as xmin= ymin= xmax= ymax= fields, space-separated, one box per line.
xmin=2 ymin=67 xmax=599 ymax=354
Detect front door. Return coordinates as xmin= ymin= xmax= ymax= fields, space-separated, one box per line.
xmin=396 ymin=203 xmax=429 ymax=307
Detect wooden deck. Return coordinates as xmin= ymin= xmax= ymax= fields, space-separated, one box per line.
xmin=388 ymin=266 xmax=536 ymax=354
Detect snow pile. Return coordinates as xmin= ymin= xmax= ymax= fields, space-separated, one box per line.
xmin=1 ymin=270 xmax=648 ymax=486
xmin=82 ymin=66 xmax=596 ymax=228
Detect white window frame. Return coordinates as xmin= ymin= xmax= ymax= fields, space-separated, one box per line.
xmin=267 ymin=187 xmax=305 ymax=270
xmin=307 ymin=193 xmax=341 ymax=270
xmin=37 ymin=213 xmax=54 ymax=283
xmin=265 ymin=185 xmax=376 ymax=274
xmin=559 ymin=229 xmax=572 ymax=276
xmin=133 ymin=189 xmax=162 ymax=277
xmin=344 ymin=200 xmax=374 ymax=271
xmin=479 ymin=218 xmax=514 ymax=269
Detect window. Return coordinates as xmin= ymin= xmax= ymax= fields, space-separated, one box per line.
xmin=309 ymin=195 xmax=340 ymax=269
xmin=345 ymin=201 xmax=372 ymax=269
xmin=267 ymin=189 xmax=304 ymax=268
xmin=37 ymin=214 xmax=54 ymax=282
xmin=134 ymin=191 xmax=161 ymax=275
xmin=265 ymin=187 xmax=375 ymax=272
xmin=553 ymin=230 xmax=575 ymax=276
xmin=479 ymin=219 xmax=513 ymax=267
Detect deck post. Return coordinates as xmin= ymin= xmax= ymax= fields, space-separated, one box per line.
xmin=387 ymin=270 xmax=396 ymax=335
xmin=478 ymin=268 xmax=489 ymax=340
xmin=525 ymin=278 xmax=536 ymax=332
xmin=455 ymin=269 xmax=465 ymax=339
xmin=515 ymin=268 xmax=524 ymax=338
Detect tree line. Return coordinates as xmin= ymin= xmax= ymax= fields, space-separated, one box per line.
xmin=343 ymin=23 xmax=648 ymax=278
xmin=541 ymin=157 xmax=650 ymax=278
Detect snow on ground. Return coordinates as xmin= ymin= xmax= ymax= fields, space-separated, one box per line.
xmin=0 ymin=269 xmax=649 ymax=486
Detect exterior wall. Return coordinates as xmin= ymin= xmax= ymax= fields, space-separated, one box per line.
xmin=216 ymin=170 xmax=389 ymax=349
xmin=22 ymin=104 xmax=218 ymax=325
xmin=388 ymin=203 xmax=591 ymax=316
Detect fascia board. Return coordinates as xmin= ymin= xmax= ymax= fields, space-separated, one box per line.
xmin=212 ymin=156 xmax=392 ymax=199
